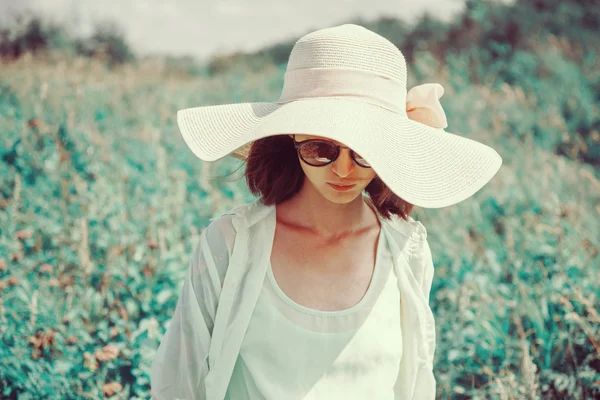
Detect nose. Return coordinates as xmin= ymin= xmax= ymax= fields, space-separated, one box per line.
xmin=331 ymin=148 xmax=355 ymax=177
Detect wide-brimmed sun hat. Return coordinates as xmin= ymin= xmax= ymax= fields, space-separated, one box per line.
xmin=176 ymin=23 xmax=502 ymax=208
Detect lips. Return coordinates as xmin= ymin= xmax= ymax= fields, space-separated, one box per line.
xmin=328 ymin=182 xmax=356 ymax=191
xmin=329 ymin=183 xmax=354 ymax=187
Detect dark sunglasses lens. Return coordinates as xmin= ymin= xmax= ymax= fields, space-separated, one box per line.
xmin=353 ymin=152 xmax=371 ymax=167
xmin=299 ymin=142 xmax=337 ymax=165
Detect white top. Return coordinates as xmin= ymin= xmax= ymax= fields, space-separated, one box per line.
xmin=150 ymin=195 xmax=437 ymax=400
xmin=225 ymin=228 xmax=403 ymax=399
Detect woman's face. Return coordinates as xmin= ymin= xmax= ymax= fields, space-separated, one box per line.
xmin=289 ymin=134 xmax=377 ymax=204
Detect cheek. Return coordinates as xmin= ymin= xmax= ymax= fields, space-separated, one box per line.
xmin=300 ymin=163 xmax=328 ymax=184
xmin=299 ymin=163 xmax=317 ymax=181
xmin=361 ymin=171 xmax=377 ymax=185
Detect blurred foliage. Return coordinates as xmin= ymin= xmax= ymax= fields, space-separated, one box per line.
xmin=0 ymin=0 xmax=599 ymax=399
xmin=73 ymin=21 xmax=135 ymax=66
xmin=0 ymin=13 xmax=135 ymax=66
xmin=0 ymin=16 xmax=70 ymax=59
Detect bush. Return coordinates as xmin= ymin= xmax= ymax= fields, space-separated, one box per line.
xmin=0 ymin=13 xmax=135 ymax=66
xmin=0 ymin=15 xmax=70 ymax=60
xmin=74 ymin=21 xmax=135 ymax=66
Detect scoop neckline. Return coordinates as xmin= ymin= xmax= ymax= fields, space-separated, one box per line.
xmin=267 ymin=223 xmax=385 ymax=317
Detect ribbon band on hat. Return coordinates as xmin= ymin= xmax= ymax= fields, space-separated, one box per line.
xmin=277 ymin=68 xmax=407 ymax=115
xmin=276 ymin=68 xmax=448 ymax=129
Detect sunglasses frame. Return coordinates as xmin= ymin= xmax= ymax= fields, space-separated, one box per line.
xmin=292 ymin=135 xmax=372 ymax=168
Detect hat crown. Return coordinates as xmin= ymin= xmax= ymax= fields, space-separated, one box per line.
xmin=286 ymin=24 xmax=407 ymax=85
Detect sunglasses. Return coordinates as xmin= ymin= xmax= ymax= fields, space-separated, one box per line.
xmin=292 ymin=136 xmax=372 ymax=168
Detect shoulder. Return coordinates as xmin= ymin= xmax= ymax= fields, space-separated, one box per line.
xmin=207 ymin=200 xmax=252 ymax=237
xmin=384 ymin=213 xmax=427 ymax=242
xmin=409 ymin=217 xmax=428 ymax=242
xmin=210 ymin=198 xmax=275 ymax=232
xmin=204 ymin=198 xmax=265 ymax=249
xmin=208 ymin=212 xmax=235 ymax=235
xmin=205 ymin=213 xmax=236 ymax=254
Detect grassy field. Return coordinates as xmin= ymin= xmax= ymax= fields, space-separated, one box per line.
xmin=0 ymin=44 xmax=599 ymax=399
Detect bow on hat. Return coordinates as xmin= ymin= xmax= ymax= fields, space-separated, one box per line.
xmin=405 ymin=83 xmax=448 ymax=129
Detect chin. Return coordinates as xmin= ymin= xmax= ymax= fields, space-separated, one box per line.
xmin=325 ymin=196 xmax=355 ymax=204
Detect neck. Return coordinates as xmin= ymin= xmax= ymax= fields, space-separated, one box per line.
xmin=276 ymin=180 xmax=380 ymax=241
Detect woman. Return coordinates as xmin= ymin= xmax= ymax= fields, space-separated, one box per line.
xmin=151 ymin=24 xmax=502 ymax=400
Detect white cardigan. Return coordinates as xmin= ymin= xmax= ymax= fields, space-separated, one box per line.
xmin=151 ymin=196 xmax=437 ymax=400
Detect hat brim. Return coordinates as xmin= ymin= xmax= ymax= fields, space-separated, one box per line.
xmin=177 ymin=98 xmax=502 ymax=208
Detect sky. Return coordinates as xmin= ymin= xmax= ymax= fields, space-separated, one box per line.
xmin=1 ymin=0 xmax=468 ymax=63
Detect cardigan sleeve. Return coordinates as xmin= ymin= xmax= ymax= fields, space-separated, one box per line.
xmin=408 ymin=223 xmax=437 ymax=366
xmin=150 ymin=216 xmax=234 ymax=400
xmin=419 ymin=239 xmax=435 ymax=303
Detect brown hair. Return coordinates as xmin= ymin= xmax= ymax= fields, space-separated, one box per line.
xmin=237 ymin=135 xmax=414 ymax=221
